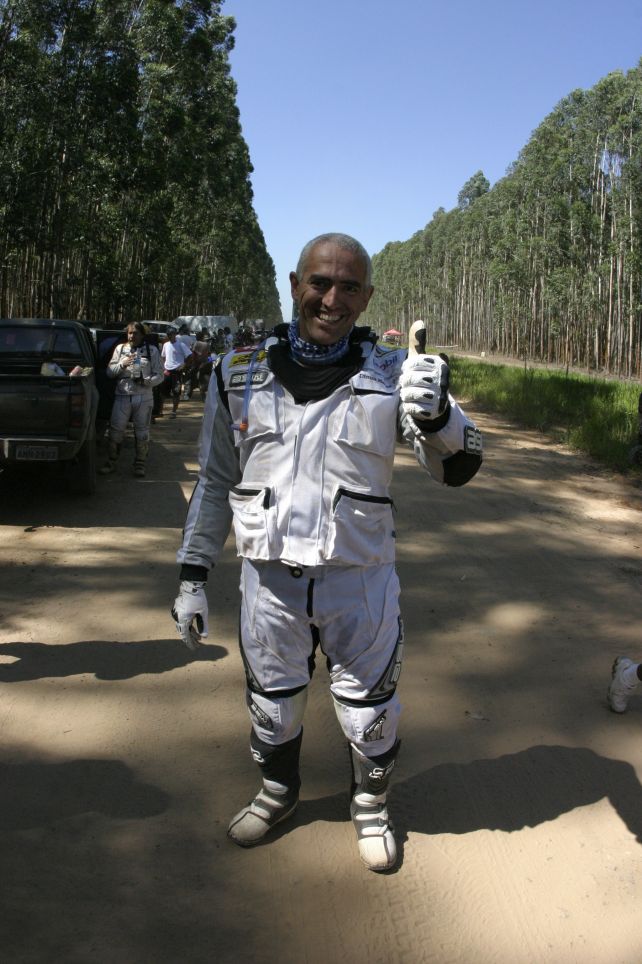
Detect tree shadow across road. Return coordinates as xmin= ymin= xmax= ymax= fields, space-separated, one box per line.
xmin=289 ymin=744 xmax=642 ymax=872
xmin=392 ymin=744 xmax=642 ymax=841
xmin=0 ymin=638 xmax=227 ymax=682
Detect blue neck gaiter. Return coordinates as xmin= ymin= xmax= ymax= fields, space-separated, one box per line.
xmin=288 ymin=320 xmax=353 ymax=365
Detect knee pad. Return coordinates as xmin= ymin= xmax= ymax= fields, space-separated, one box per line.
xmin=246 ymin=687 xmax=308 ymax=746
xmin=332 ymin=693 xmax=401 ymax=757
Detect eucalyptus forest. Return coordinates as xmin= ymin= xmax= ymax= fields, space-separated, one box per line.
xmin=367 ymin=63 xmax=642 ymax=379
xmin=0 ymin=0 xmax=281 ymax=324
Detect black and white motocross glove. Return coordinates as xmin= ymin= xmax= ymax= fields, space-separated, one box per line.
xmin=171 ymin=580 xmax=209 ymax=650
xmin=400 ymin=354 xmax=450 ymax=422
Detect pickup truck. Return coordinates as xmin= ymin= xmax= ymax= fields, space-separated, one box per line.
xmin=0 ymin=318 xmax=100 ymax=494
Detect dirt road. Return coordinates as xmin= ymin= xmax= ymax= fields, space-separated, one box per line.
xmin=2 ymin=401 xmax=642 ymax=963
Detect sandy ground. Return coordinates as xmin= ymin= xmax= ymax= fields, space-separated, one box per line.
xmin=1 ymin=397 xmax=642 ymax=964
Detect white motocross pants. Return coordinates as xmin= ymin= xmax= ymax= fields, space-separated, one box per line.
xmin=109 ymin=393 xmax=153 ymax=444
xmin=239 ymin=559 xmax=403 ymax=757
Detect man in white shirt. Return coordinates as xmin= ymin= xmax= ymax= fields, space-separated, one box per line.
xmin=160 ymin=328 xmax=193 ymax=418
xmin=177 ymin=323 xmax=196 ymax=349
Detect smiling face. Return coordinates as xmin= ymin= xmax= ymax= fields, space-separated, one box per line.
xmin=289 ymin=241 xmax=373 ymax=346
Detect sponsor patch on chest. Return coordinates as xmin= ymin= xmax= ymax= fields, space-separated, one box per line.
xmin=229 ymin=369 xmax=269 ymax=387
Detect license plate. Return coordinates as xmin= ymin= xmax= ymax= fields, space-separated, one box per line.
xmin=16 ymin=445 xmax=58 ymax=461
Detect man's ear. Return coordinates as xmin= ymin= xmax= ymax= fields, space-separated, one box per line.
xmin=289 ymin=271 xmax=299 ymax=300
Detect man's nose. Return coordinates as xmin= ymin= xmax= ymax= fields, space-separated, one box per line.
xmin=322 ymin=284 xmax=341 ymax=307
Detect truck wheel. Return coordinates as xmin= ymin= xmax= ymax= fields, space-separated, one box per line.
xmin=69 ymin=438 xmax=97 ymax=495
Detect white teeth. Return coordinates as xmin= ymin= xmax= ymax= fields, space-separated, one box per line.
xmin=318 ymin=312 xmax=342 ymax=322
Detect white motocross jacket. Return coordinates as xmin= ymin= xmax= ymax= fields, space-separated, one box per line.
xmin=177 ymin=328 xmax=482 ymax=571
xmin=107 ymin=342 xmax=163 ymax=397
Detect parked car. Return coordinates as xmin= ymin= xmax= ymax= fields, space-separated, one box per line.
xmin=77 ymin=319 xmax=125 ymax=346
xmin=0 ymin=318 xmax=101 ymax=494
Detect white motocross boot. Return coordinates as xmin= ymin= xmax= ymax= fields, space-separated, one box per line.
xmin=228 ymin=729 xmax=302 ymax=847
xmin=227 ymin=779 xmax=299 ymax=847
xmin=349 ymin=742 xmax=399 ymax=872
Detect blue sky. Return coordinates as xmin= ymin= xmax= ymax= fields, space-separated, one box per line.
xmin=221 ymin=0 xmax=642 ymax=321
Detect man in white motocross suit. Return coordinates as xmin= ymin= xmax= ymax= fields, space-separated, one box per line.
xmin=172 ymin=233 xmax=482 ymax=872
xmin=100 ymin=321 xmax=163 ymax=477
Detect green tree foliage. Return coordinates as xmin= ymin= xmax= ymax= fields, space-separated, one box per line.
xmin=367 ymin=63 xmax=642 ymax=378
xmin=457 ymin=170 xmax=490 ymax=209
xmin=0 ymin=0 xmax=281 ymax=323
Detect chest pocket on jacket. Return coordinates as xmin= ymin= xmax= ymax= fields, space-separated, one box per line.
xmin=334 ymin=391 xmax=399 ymax=458
xmin=228 ymin=485 xmax=276 ymax=559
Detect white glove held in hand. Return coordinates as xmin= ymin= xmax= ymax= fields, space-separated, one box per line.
xmin=172 ymin=580 xmax=209 ymax=650
xmin=400 ymin=354 xmax=450 ymax=421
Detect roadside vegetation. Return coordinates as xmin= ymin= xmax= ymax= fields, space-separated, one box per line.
xmin=450 ymin=356 xmax=641 ymax=473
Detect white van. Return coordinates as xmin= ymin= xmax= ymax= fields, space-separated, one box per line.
xmin=173 ymin=315 xmax=237 ymax=338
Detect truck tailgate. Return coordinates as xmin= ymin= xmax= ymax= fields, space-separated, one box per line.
xmin=0 ymin=376 xmax=75 ymax=436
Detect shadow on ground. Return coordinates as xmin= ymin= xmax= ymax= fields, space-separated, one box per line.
xmin=286 ymin=744 xmax=642 ymax=872
xmin=0 ymin=638 xmax=227 ymax=681
xmin=1 ymin=758 xmax=169 ymax=830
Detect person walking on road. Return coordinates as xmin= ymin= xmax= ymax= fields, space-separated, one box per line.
xmin=100 ymin=322 xmax=163 ymax=477
xmin=184 ymin=328 xmax=211 ymax=400
xmin=608 ymin=657 xmax=642 ymax=712
xmin=177 ymin=323 xmax=196 ymax=350
xmin=171 ymin=232 xmax=483 ymax=871
xmin=161 ymin=327 xmax=193 ymax=418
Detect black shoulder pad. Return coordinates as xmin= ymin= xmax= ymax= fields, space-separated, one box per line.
xmin=442 ymin=450 xmax=482 ymax=487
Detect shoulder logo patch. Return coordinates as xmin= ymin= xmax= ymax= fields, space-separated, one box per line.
xmin=229 ymin=349 xmax=266 ymax=368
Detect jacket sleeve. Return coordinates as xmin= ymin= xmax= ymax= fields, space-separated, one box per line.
xmin=176 ymin=364 xmax=241 ymax=570
xmin=398 ymin=395 xmax=483 ymax=487
xmin=107 ymin=344 xmax=125 ymax=379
